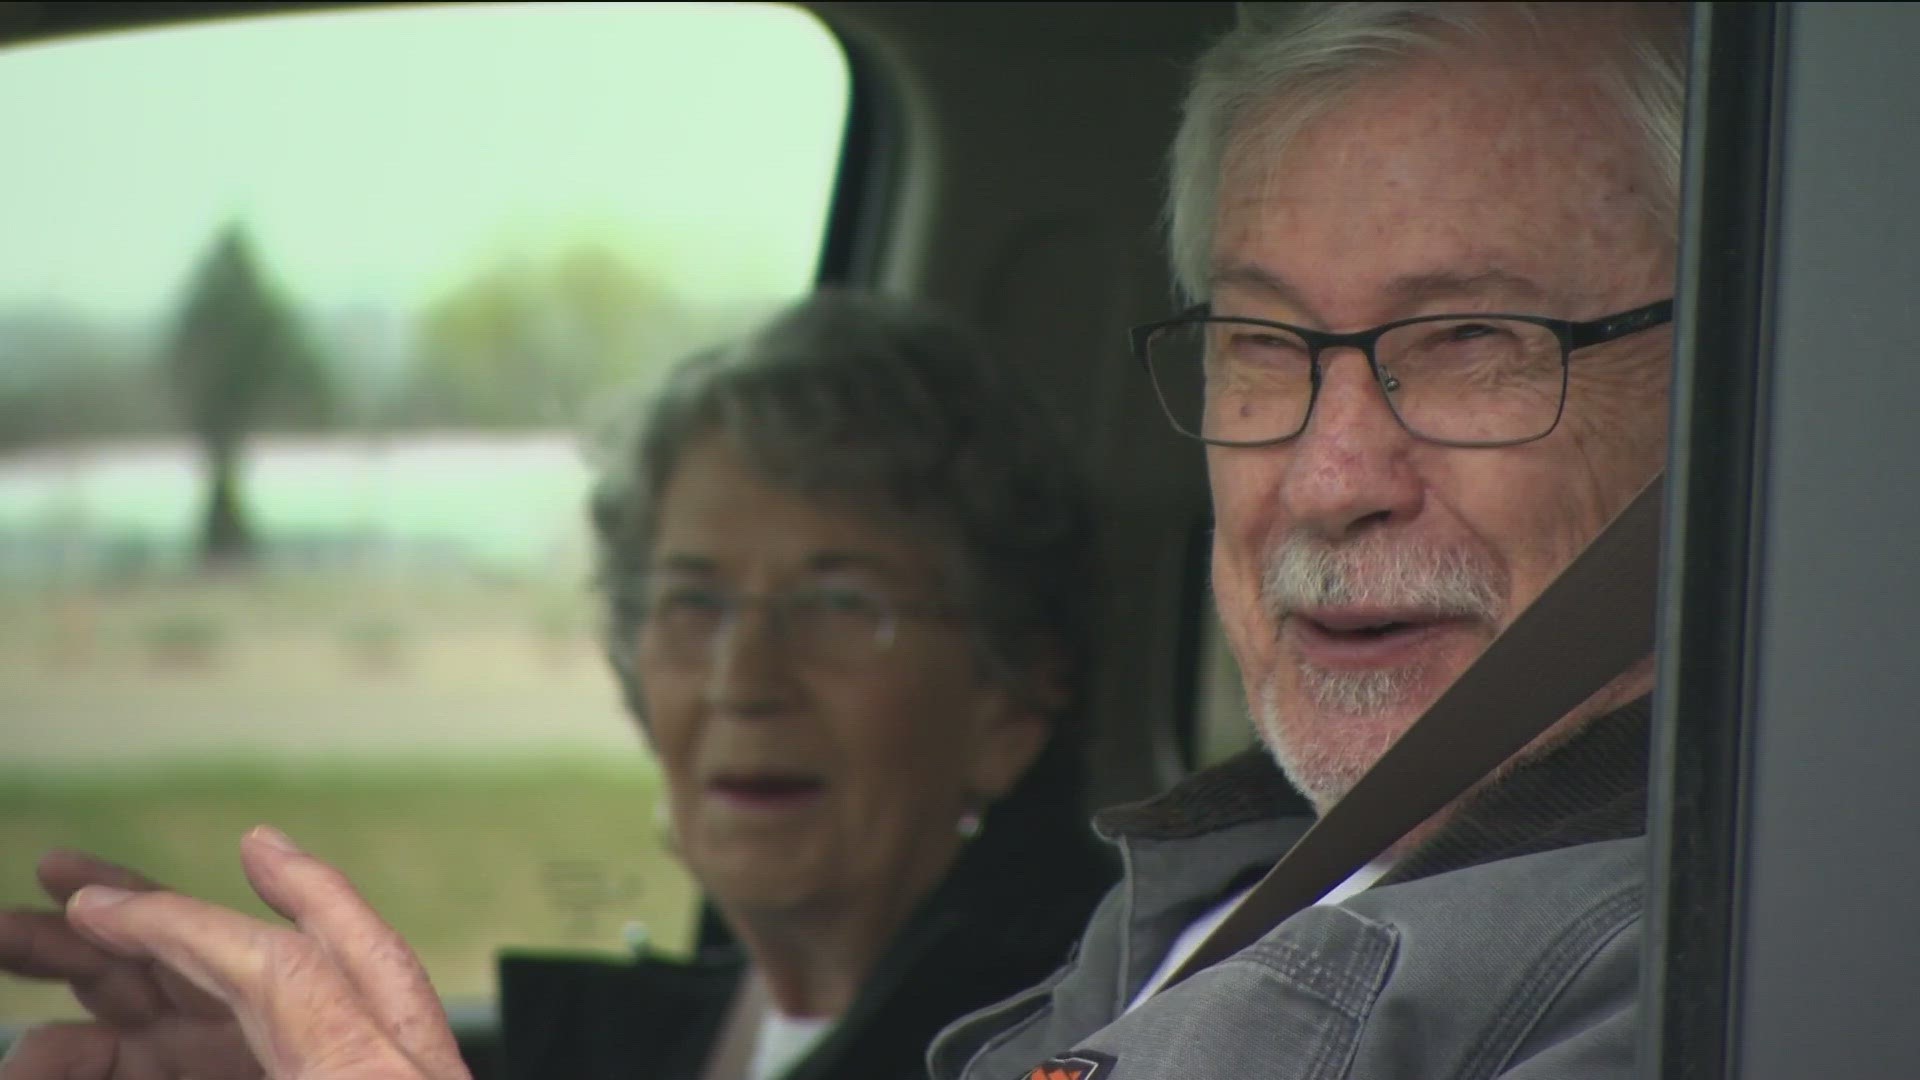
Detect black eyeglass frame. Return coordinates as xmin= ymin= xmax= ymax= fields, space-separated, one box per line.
xmin=1129 ymin=297 xmax=1675 ymax=448
xmin=605 ymin=572 xmax=976 ymax=675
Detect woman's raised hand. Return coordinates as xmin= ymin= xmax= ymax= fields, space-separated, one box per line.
xmin=0 ymin=829 xmax=469 ymax=1080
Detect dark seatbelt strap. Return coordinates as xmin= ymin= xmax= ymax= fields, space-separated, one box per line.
xmin=1160 ymin=470 xmax=1666 ymax=990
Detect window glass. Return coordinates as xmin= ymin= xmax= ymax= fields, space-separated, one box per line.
xmin=1195 ymin=617 xmax=1260 ymax=768
xmin=0 ymin=1 xmax=849 ymax=1021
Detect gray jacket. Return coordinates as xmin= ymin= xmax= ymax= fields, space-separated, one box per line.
xmin=928 ymin=701 xmax=1650 ymax=1080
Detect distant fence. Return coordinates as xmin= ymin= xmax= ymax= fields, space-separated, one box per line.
xmin=0 ymin=525 xmax=518 ymax=582
xmin=0 ymin=432 xmax=595 ymax=582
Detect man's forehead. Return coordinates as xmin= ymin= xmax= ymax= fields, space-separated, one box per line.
xmin=1205 ymin=206 xmax=1603 ymax=324
xmin=1209 ymin=63 xmax=1658 ymax=316
xmin=1208 ymin=264 xmax=1562 ymax=310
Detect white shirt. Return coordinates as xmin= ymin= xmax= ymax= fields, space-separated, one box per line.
xmin=748 ymin=1009 xmax=833 ymax=1080
xmin=1123 ymin=858 xmax=1395 ymax=1013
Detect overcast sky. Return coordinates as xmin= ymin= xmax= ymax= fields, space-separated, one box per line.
xmin=0 ymin=2 xmax=847 ymax=322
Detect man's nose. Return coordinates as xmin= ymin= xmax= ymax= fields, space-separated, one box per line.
xmin=1277 ymin=347 xmax=1424 ymax=540
xmin=703 ymin=604 xmax=795 ymax=716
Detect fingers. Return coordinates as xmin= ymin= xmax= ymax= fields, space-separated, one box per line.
xmin=5 ymin=850 xmax=165 ymax=995
xmin=37 ymin=851 xmax=163 ymax=904
xmin=34 ymin=851 xmax=236 ymax=1023
xmin=0 ymin=910 xmax=117 ymax=981
xmin=0 ymin=1021 xmax=117 ymax=1080
xmin=22 ymin=833 xmax=463 ymax=1080
xmin=61 ymin=887 xmax=421 ymax=1080
xmin=64 ymin=886 xmax=289 ymax=1021
xmin=0 ymin=909 xmax=178 ymax=1025
xmin=0 ymin=1016 xmax=266 ymax=1080
xmin=235 ymin=829 xmax=465 ymax=1074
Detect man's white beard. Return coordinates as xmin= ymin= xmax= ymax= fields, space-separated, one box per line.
xmin=1255 ymin=680 xmax=1405 ymax=811
xmin=1250 ymin=530 xmax=1505 ymax=811
xmin=1299 ymin=660 xmax=1429 ymax=716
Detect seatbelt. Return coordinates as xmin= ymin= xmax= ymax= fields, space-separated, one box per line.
xmin=1159 ymin=469 xmax=1667 ymax=990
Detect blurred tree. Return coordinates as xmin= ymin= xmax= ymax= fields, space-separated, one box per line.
xmin=162 ymin=222 xmax=331 ymax=568
xmin=405 ymin=240 xmax=676 ymax=428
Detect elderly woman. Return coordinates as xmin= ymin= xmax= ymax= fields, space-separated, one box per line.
xmin=495 ymin=292 xmax=1121 ymax=1076
xmin=0 ymin=293 xmax=1115 ymax=1080
xmin=495 ymin=291 xmax=1115 ymax=1080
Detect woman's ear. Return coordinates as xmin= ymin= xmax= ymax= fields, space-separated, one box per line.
xmin=966 ymin=636 xmax=1072 ymax=801
xmin=966 ymin=696 xmax=1049 ymax=803
xmin=1022 ymin=634 xmax=1074 ymax=716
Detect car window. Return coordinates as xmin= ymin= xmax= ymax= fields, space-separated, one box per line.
xmin=1194 ymin=616 xmax=1259 ymax=768
xmin=0 ymin=0 xmax=849 ymax=1024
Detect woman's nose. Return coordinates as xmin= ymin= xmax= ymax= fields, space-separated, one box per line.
xmin=703 ymin=602 xmax=796 ymax=714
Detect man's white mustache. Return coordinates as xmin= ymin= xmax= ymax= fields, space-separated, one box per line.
xmin=1260 ymin=534 xmax=1505 ymax=620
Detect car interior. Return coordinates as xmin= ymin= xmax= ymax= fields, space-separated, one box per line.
xmin=1 ymin=3 xmax=1915 ymax=1078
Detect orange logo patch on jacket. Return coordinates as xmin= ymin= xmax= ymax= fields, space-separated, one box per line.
xmin=1023 ymin=1050 xmax=1115 ymax=1080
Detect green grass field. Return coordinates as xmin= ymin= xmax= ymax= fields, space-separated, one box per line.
xmin=0 ymin=437 xmax=702 ymax=1023
xmin=0 ymin=761 xmax=697 ymax=1023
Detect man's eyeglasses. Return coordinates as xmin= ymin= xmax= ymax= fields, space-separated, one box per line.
xmin=622 ymin=573 xmax=970 ymax=670
xmin=1130 ymin=298 xmax=1673 ymax=447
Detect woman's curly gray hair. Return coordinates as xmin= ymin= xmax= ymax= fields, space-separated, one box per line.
xmin=586 ymin=290 xmax=1096 ymax=768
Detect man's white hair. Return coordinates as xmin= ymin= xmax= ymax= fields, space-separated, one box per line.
xmin=1167 ymin=1 xmax=1690 ymax=302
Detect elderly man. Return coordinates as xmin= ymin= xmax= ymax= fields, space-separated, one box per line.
xmin=0 ymin=3 xmax=1683 ymax=1079
xmin=931 ymin=4 xmax=1682 ymax=1078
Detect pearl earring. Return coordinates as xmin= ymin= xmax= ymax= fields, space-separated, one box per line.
xmin=957 ymin=807 xmax=984 ymax=839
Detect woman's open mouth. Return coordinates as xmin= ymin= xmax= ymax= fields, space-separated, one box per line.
xmin=706 ymin=769 xmax=827 ymax=813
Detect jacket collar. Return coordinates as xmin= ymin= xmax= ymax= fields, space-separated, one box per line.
xmin=1380 ymin=695 xmax=1650 ymax=885
xmin=1092 ymin=696 xmax=1651 ymax=880
xmin=1093 ymin=745 xmax=1309 ymax=842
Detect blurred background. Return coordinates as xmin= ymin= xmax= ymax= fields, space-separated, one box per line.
xmin=0 ymin=1 xmax=849 ymax=1019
